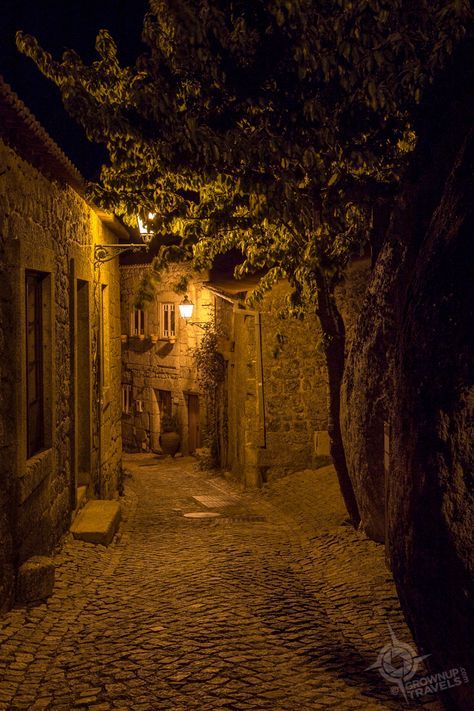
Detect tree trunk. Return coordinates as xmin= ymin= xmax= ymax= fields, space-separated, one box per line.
xmin=314 ymin=267 xmax=361 ymax=527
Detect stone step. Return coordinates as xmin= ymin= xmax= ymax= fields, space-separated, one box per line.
xmin=70 ymin=500 xmax=121 ymax=546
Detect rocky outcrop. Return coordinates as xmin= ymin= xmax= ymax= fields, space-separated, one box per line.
xmin=341 ymin=42 xmax=474 ymax=709
xmin=342 ymin=41 xmax=474 ymax=546
xmin=389 ymin=129 xmax=474 ymax=710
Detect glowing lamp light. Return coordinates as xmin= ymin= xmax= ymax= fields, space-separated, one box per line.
xmin=137 ymin=211 xmax=157 ymax=242
xmin=179 ymin=295 xmax=194 ymax=319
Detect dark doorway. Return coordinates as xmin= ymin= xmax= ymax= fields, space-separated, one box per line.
xmin=188 ymin=393 xmax=200 ymax=454
xmin=157 ymin=389 xmax=172 ymax=419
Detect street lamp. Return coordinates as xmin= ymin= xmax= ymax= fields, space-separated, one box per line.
xmin=178 ymin=295 xmax=194 ymax=319
xmin=179 ymin=295 xmax=208 ymax=329
xmin=93 ymin=210 xmax=156 ymax=266
xmin=137 ymin=212 xmax=157 ymax=240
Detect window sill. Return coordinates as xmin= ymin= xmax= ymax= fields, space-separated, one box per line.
xmin=19 ymin=448 xmax=53 ymax=504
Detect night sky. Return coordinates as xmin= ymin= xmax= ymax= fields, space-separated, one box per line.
xmin=1 ymin=0 xmax=149 ymax=179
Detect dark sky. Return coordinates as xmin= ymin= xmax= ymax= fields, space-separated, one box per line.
xmin=1 ymin=0 xmax=149 ymax=179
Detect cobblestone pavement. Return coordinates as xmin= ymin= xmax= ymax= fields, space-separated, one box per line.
xmin=0 ymin=456 xmax=444 ymax=711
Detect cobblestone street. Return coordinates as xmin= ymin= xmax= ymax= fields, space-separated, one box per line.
xmin=0 ymin=456 xmax=443 ymax=711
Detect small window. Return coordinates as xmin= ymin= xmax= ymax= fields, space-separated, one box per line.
xmin=160 ymin=303 xmax=176 ymax=338
xmin=122 ymin=384 xmax=132 ymax=414
xmin=130 ymin=307 xmax=145 ymax=336
xmin=26 ymin=272 xmax=45 ymax=458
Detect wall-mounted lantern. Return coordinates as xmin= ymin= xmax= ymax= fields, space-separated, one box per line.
xmin=137 ymin=212 xmax=157 ymax=240
xmin=92 ymin=211 xmax=156 ymax=266
xmin=179 ymin=295 xmax=209 ymax=329
xmin=179 ymin=295 xmax=194 ymax=319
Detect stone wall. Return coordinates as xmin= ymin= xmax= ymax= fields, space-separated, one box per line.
xmin=259 ymin=283 xmax=327 ymax=479
xmin=0 ymin=205 xmax=15 ymax=611
xmin=120 ymin=263 xmax=209 ymax=454
xmin=224 ymin=260 xmax=369 ymax=486
xmin=0 ymin=139 xmax=122 ymax=611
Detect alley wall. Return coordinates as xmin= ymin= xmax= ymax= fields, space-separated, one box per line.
xmin=120 ymin=263 xmax=209 ymax=455
xmin=224 ymin=259 xmax=370 ymax=486
xmin=0 ymin=136 xmax=122 ymax=612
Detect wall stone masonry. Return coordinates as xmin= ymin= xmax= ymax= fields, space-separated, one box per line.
xmin=224 ymin=260 xmax=370 ymax=487
xmin=258 ymin=281 xmax=328 ymax=479
xmin=120 ymin=263 xmax=209 ymax=454
xmin=0 ymin=130 xmax=122 ymax=612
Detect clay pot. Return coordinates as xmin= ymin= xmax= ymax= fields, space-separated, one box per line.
xmin=160 ymin=431 xmax=181 ymax=457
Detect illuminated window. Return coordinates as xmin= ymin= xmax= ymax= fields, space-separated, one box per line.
xmin=160 ymin=303 xmax=176 ymax=338
xmin=130 ymin=307 xmax=145 ymax=336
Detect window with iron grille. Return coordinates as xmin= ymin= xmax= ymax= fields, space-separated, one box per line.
xmin=130 ymin=307 xmax=145 ymax=336
xmin=160 ymin=303 xmax=176 ymax=338
xmin=122 ymin=384 xmax=132 ymax=414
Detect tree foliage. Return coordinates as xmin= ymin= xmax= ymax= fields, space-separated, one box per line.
xmin=17 ymin=0 xmax=472 ymax=305
xmin=17 ymin=0 xmax=473 ymax=522
xmin=192 ymin=322 xmax=226 ymax=467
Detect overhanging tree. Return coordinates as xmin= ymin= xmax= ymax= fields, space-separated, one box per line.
xmin=18 ymin=0 xmax=472 ymax=526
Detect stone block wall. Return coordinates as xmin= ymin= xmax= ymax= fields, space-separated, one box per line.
xmin=0 ymin=226 xmax=15 ymax=611
xmin=0 ymin=139 xmax=122 ymax=611
xmin=120 ymin=264 xmax=209 ymax=454
xmin=259 ymin=283 xmax=327 ymax=479
xmin=224 ymin=260 xmax=369 ymax=486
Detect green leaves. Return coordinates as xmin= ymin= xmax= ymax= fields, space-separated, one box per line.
xmin=16 ymin=0 xmax=474 ymax=315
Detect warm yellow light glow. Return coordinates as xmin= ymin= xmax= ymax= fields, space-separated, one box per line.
xmin=137 ymin=212 xmax=157 ymax=241
xmin=179 ymin=295 xmax=194 ymax=319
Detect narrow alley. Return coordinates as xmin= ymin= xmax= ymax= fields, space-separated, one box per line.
xmin=0 ymin=458 xmax=442 ymax=711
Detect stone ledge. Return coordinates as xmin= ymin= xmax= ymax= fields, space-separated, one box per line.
xmin=70 ymin=500 xmax=121 ymax=546
xmin=18 ymin=449 xmax=53 ymax=504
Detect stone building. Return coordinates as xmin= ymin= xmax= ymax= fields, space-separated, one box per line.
xmin=120 ymin=257 xmax=369 ymax=487
xmin=120 ymin=260 xmax=211 ymax=455
xmin=212 ymin=259 xmax=369 ymax=486
xmin=0 ymin=78 xmax=123 ymax=612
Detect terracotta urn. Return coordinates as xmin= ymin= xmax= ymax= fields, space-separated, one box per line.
xmin=160 ymin=431 xmax=181 ymax=457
